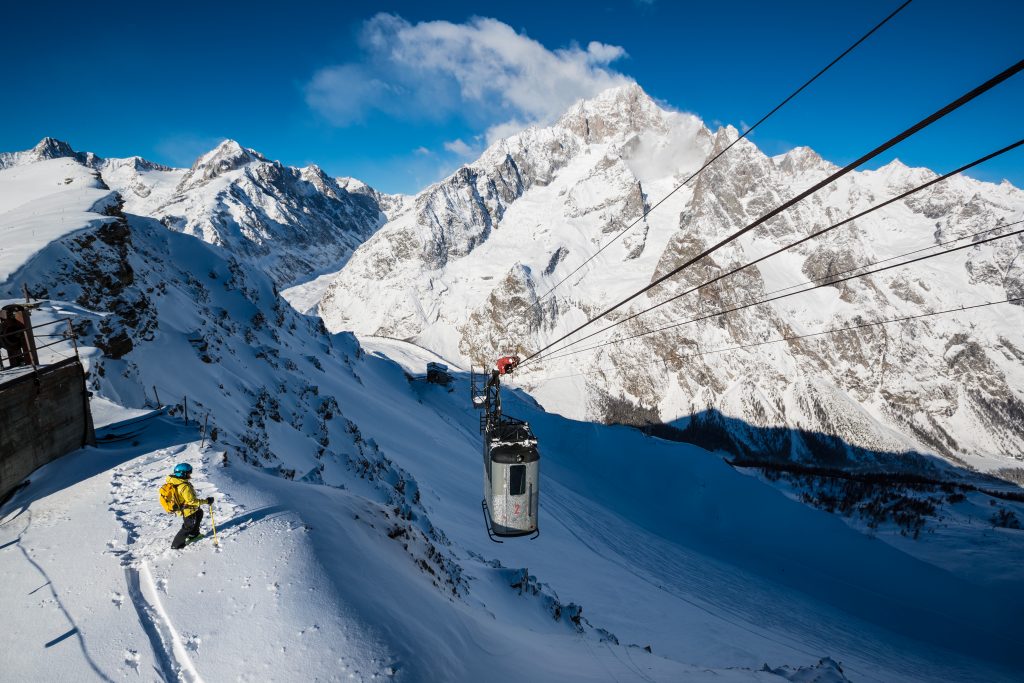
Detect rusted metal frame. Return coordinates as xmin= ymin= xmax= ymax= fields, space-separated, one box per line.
xmin=0 ymin=316 xmax=79 ymax=375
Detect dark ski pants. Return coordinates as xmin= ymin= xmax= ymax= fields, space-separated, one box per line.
xmin=171 ymin=508 xmax=204 ymax=549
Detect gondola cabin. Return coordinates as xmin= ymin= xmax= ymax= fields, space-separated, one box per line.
xmin=471 ymin=361 xmax=540 ymax=541
xmin=482 ymin=416 xmax=540 ymax=539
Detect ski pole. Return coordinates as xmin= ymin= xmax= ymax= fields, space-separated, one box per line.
xmin=209 ymin=502 xmax=219 ymax=547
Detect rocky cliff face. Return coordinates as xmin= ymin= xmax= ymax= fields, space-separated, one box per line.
xmin=318 ymin=84 xmax=1024 ymax=474
xmin=122 ymin=140 xmax=387 ymax=287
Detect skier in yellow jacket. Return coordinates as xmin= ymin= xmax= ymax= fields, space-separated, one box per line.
xmin=167 ymin=463 xmax=214 ymax=549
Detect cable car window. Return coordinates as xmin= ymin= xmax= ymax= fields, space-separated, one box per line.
xmin=509 ymin=465 xmax=526 ymax=496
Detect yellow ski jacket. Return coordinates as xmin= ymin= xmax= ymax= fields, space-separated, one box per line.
xmin=166 ymin=475 xmax=204 ymax=517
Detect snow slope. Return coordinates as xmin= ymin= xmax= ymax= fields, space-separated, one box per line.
xmin=4 ymin=340 xmax=1023 ymax=681
xmin=0 ymin=158 xmax=119 ymax=283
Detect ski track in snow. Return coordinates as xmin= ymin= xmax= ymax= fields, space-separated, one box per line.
xmin=108 ymin=443 xmax=232 ymax=683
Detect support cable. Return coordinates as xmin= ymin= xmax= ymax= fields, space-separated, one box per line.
xmin=520 ymin=59 xmax=1024 ymax=366
xmin=525 ymin=138 xmax=1024 ymax=363
xmin=729 ymin=220 xmax=1021 ymax=303
xmin=530 ymin=0 xmax=915 ymax=310
xmin=533 ymin=223 xmax=1024 ymax=364
xmin=532 ymin=297 xmax=1024 ymax=382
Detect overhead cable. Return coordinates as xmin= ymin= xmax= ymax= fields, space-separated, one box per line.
xmin=526 ymin=138 xmax=1024 ymax=363
xmin=533 ymin=223 xmax=1024 ymax=364
xmin=728 ymin=220 xmax=1022 ymax=303
xmin=519 ymin=60 xmax=1024 ymax=365
xmin=531 ymin=297 xmax=1024 ymax=382
xmin=529 ymin=0 xmax=915 ymax=311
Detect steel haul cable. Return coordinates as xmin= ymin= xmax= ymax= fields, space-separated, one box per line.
xmin=534 ymin=223 xmax=1024 ymax=363
xmin=526 ymin=138 xmax=1024 ymax=363
xmin=530 ymin=297 xmax=1024 ymax=382
xmin=520 ymin=58 xmax=1024 ymax=366
xmin=730 ymin=220 xmax=1021 ymax=303
xmin=530 ymin=0 xmax=915 ymax=311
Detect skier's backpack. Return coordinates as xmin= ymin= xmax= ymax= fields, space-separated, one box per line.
xmin=159 ymin=482 xmax=180 ymax=513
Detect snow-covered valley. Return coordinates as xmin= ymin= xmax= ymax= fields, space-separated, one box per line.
xmin=2 ymin=82 xmax=1024 ymax=682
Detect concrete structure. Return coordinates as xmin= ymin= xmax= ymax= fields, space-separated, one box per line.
xmin=0 ymin=358 xmax=95 ymax=502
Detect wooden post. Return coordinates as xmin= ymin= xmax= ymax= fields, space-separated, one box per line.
xmin=22 ymin=282 xmax=30 ymax=303
xmin=201 ymin=413 xmax=210 ymax=448
xmin=24 ymin=328 xmax=37 ymax=373
xmin=153 ymin=385 xmax=162 ymax=408
xmin=66 ymin=319 xmax=79 ymax=362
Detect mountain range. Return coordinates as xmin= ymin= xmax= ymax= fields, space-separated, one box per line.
xmin=314 ymin=84 xmax=1024 ymax=476
xmin=3 ymin=83 xmax=1024 ymax=681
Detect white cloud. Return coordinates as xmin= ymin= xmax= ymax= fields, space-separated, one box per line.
xmin=413 ymin=146 xmax=432 ymax=156
xmin=305 ymin=14 xmax=633 ymax=142
xmin=305 ymin=64 xmax=392 ymax=126
xmin=154 ymin=134 xmax=229 ymax=167
xmin=442 ymin=138 xmax=474 ymax=157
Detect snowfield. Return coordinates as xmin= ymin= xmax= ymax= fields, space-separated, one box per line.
xmin=3 ymin=341 xmax=1023 ymax=681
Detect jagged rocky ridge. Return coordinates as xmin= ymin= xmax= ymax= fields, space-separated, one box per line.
xmin=2 ymin=137 xmax=388 ymax=288
xmin=318 ymin=84 xmax=1024 ymax=474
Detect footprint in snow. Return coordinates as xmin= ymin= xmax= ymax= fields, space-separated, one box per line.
xmin=123 ymin=649 xmax=140 ymax=672
xmin=185 ymin=634 xmax=201 ymax=652
xmin=110 ymin=592 xmax=124 ymax=608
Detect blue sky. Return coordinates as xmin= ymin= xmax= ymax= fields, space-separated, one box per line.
xmin=2 ymin=0 xmax=1021 ymax=194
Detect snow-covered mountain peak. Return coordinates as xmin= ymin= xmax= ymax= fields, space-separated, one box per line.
xmin=0 ymin=137 xmax=91 ymax=169
xmin=557 ymin=82 xmax=673 ymax=142
xmin=104 ymin=155 xmax=174 ymax=174
xmin=777 ymin=145 xmax=837 ymax=177
xmin=298 ymin=164 xmax=340 ymax=197
xmin=866 ymin=157 xmax=941 ymax=190
xmin=319 ymin=79 xmax=1024 ymax=474
xmin=31 ymin=136 xmax=78 ymax=161
xmin=195 ymin=138 xmax=264 ymax=166
xmin=709 ymin=124 xmax=742 ymax=150
xmin=177 ymin=139 xmax=267 ymax=191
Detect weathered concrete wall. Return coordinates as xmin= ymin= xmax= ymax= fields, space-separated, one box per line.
xmin=0 ymin=359 xmax=95 ymax=501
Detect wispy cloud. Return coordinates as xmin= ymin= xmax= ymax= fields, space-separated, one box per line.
xmin=442 ymin=138 xmax=475 ymax=157
xmin=305 ymin=14 xmax=633 ymax=144
xmin=153 ymin=133 xmax=228 ymax=167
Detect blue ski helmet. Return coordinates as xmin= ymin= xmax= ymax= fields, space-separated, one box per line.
xmin=173 ymin=463 xmax=193 ymax=478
